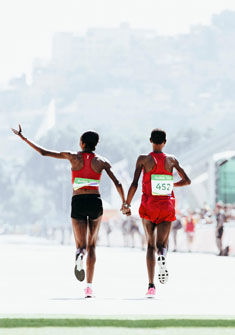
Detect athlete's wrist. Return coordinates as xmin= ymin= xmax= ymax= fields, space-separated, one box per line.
xmin=123 ymin=202 xmax=131 ymax=208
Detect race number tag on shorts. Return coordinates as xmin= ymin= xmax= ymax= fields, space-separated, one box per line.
xmin=73 ymin=177 xmax=100 ymax=190
xmin=151 ymin=174 xmax=173 ymax=196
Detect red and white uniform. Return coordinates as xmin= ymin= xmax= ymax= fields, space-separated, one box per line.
xmin=71 ymin=152 xmax=102 ymax=191
xmin=139 ymin=152 xmax=176 ymax=224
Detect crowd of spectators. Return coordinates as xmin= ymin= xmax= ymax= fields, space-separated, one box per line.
xmin=1 ymin=202 xmax=234 ymax=256
xmin=171 ymin=202 xmax=235 ymax=256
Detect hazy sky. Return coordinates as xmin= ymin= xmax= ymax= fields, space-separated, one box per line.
xmin=1 ymin=0 xmax=235 ymax=85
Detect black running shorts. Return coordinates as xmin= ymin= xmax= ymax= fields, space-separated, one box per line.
xmin=71 ymin=194 xmax=103 ymax=220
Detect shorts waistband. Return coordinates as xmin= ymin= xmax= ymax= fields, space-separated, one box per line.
xmin=72 ymin=194 xmax=101 ymax=199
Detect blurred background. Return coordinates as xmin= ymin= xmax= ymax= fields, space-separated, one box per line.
xmin=1 ymin=0 xmax=235 ymax=256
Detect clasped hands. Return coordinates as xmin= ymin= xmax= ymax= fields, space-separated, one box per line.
xmin=121 ymin=202 xmax=131 ymax=216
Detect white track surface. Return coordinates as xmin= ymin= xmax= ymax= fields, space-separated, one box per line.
xmin=0 ymin=236 xmax=235 ymax=317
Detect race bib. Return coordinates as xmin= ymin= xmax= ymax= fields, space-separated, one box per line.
xmin=73 ymin=177 xmax=100 ymax=190
xmin=151 ymin=174 xmax=173 ymax=196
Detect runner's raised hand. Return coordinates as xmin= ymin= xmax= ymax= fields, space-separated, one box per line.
xmin=11 ymin=124 xmax=23 ymax=138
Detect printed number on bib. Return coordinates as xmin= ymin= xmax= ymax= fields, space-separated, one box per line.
xmin=73 ymin=177 xmax=100 ymax=190
xmin=151 ymin=174 xmax=173 ymax=196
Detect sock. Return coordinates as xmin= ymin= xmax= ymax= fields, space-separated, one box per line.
xmin=162 ymin=247 xmax=167 ymax=257
xmin=157 ymin=243 xmax=167 ymax=257
xmin=157 ymin=247 xmax=167 ymax=257
xmin=87 ymin=283 xmax=92 ymax=288
xmin=148 ymin=283 xmax=155 ymax=289
xmin=76 ymin=248 xmax=86 ymax=257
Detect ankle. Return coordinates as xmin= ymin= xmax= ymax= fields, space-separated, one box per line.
xmin=76 ymin=248 xmax=86 ymax=256
xmin=148 ymin=283 xmax=155 ymax=289
xmin=157 ymin=248 xmax=167 ymax=257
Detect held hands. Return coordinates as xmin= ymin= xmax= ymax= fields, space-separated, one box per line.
xmin=11 ymin=124 xmax=24 ymax=138
xmin=121 ymin=202 xmax=131 ymax=216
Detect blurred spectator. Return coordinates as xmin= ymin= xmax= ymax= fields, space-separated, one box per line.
xmin=121 ymin=218 xmax=130 ymax=247
xmin=102 ymin=220 xmax=112 ymax=247
xmin=121 ymin=216 xmax=145 ymax=249
xmin=171 ymin=216 xmax=182 ymax=252
xmin=184 ymin=212 xmax=195 ymax=252
xmin=215 ymin=202 xmax=230 ymax=256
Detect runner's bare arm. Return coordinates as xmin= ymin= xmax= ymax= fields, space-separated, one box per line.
xmin=173 ymin=158 xmax=191 ymax=187
xmin=125 ymin=155 xmax=144 ymax=207
xmin=103 ymin=161 xmax=125 ymax=203
xmin=11 ymin=124 xmax=72 ymax=160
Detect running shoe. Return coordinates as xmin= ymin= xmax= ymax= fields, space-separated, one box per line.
xmin=146 ymin=287 xmax=156 ymax=298
xmin=157 ymin=255 xmax=169 ymax=284
xmin=74 ymin=253 xmax=85 ymax=282
xmin=84 ymin=286 xmax=93 ymax=298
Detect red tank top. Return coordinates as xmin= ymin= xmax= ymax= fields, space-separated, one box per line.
xmin=185 ymin=217 xmax=195 ymax=232
xmin=71 ymin=152 xmax=102 ymax=191
xmin=142 ymin=152 xmax=174 ymax=200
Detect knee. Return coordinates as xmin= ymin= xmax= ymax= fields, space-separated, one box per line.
xmin=147 ymin=244 xmax=155 ymax=253
xmin=87 ymin=244 xmax=96 ymax=257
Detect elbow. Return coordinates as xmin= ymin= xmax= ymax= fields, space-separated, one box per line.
xmin=115 ymin=180 xmax=122 ymax=188
xmin=187 ymin=178 xmax=191 ymax=185
xmin=40 ymin=150 xmax=47 ymax=156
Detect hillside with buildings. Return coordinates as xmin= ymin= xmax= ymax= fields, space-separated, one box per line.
xmin=1 ymin=10 xmax=235 ymax=225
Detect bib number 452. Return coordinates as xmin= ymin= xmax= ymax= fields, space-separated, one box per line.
xmin=155 ymin=182 xmax=171 ymax=191
xmin=151 ymin=174 xmax=173 ymax=196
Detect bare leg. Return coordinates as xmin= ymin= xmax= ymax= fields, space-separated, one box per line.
xmin=142 ymin=218 xmax=157 ymax=284
xmin=187 ymin=234 xmax=194 ymax=252
xmin=72 ymin=218 xmax=88 ymax=281
xmin=72 ymin=218 xmax=87 ymax=253
xmin=216 ymin=228 xmax=223 ymax=255
xmin=86 ymin=215 xmax=102 ymax=283
xmin=173 ymin=229 xmax=177 ymax=251
xmin=216 ymin=237 xmax=223 ymax=255
xmin=156 ymin=221 xmax=172 ymax=255
xmin=156 ymin=221 xmax=172 ymax=284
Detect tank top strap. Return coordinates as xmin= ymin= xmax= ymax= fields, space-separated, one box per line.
xmin=82 ymin=152 xmax=95 ymax=168
xmin=151 ymin=153 xmax=158 ymax=166
xmin=150 ymin=152 xmax=166 ymax=173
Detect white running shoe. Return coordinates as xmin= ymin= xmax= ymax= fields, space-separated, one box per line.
xmin=157 ymin=255 xmax=169 ymax=284
xmin=74 ymin=253 xmax=85 ymax=282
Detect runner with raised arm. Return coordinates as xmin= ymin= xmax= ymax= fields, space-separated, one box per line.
xmin=122 ymin=129 xmax=191 ymax=298
xmin=11 ymin=125 xmax=125 ymax=298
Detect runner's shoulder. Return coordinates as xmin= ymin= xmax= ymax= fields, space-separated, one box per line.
xmin=61 ymin=151 xmax=78 ymax=160
xmin=68 ymin=151 xmax=81 ymax=160
xmin=94 ymin=153 xmax=111 ymax=167
xmin=138 ymin=154 xmax=149 ymax=161
xmin=165 ymin=153 xmax=178 ymax=164
xmin=136 ymin=154 xmax=149 ymax=166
